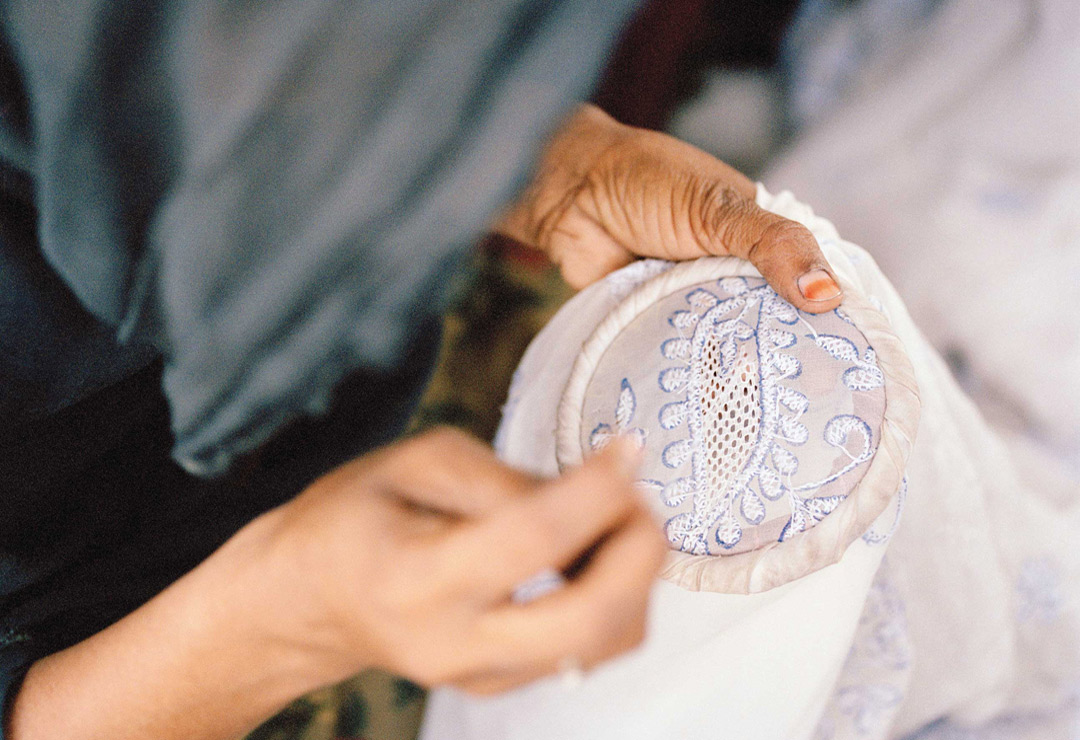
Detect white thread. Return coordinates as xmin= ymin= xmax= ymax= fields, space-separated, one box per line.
xmin=698 ymin=338 xmax=760 ymax=500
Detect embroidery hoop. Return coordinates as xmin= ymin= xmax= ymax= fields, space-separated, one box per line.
xmin=556 ymin=257 xmax=921 ymax=594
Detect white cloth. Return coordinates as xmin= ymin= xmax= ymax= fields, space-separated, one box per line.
xmin=419 ymin=187 xmax=1080 ymax=740
xmin=765 ymin=0 xmax=1080 ymax=476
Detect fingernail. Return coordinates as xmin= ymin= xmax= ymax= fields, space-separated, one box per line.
xmin=607 ymin=435 xmax=644 ymax=479
xmin=798 ymin=269 xmax=842 ymax=302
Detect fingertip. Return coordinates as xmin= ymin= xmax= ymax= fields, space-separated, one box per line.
xmin=796 ymin=268 xmax=843 ymax=313
xmin=756 ymin=222 xmax=843 ymax=314
xmin=598 ymin=435 xmax=644 ymax=480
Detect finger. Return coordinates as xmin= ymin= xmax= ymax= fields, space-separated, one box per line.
xmin=546 ymin=207 xmax=637 ymax=290
xmin=366 ymin=427 xmax=536 ymax=517
xmin=690 ymin=184 xmax=843 ymax=314
xmin=566 ymin=129 xmax=843 ymax=312
xmin=474 ymin=505 xmax=663 ymax=675
xmin=448 ymin=436 xmax=645 ymax=597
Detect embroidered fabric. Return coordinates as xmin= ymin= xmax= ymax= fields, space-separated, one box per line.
xmin=422 ymin=184 xmax=1080 ymax=740
xmin=570 ymin=275 xmax=886 ymax=557
xmin=556 ymin=256 xmax=918 ymax=593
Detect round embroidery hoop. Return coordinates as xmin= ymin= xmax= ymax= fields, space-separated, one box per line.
xmin=556 ymin=257 xmax=920 ymax=594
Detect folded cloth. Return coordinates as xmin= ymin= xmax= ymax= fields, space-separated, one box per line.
xmin=419 ymin=186 xmax=1080 ymax=740
xmin=770 ymin=0 xmax=1080 ymax=474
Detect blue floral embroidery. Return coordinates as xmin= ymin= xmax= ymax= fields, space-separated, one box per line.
xmin=588 ymin=378 xmax=646 ymax=451
xmin=815 ymin=560 xmax=912 ymax=740
xmin=812 ymin=335 xmax=885 ymax=391
xmin=1016 ymin=556 xmax=1063 ymax=624
xmin=862 ymin=478 xmax=908 ymax=546
xmin=652 ymin=277 xmax=882 ymax=554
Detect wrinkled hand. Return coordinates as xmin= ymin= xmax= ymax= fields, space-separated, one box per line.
xmin=268 ymin=428 xmax=664 ymax=695
xmin=498 ymin=104 xmax=842 ymax=311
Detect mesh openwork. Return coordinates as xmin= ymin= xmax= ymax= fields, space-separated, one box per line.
xmin=571 ymin=275 xmax=887 ymax=557
xmin=700 ymin=339 xmax=761 ymax=500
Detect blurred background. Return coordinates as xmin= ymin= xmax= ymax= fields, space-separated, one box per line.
xmin=247 ymin=1 xmax=1080 ymax=738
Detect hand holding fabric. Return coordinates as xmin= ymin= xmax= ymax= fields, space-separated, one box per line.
xmin=274 ymin=428 xmax=664 ymax=695
xmin=498 ymin=104 xmax=843 ymax=311
xmin=9 ymin=429 xmax=664 ymax=739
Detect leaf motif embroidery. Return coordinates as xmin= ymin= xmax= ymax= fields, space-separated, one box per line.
xmin=715 ymin=512 xmax=743 ymax=548
xmin=814 ymin=334 xmax=860 ymax=363
xmin=685 ymin=288 xmax=719 ymax=308
xmin=740 ymin=488 xmax=766 ymax=524
xmin=669 ymin=310 xmax=698 ymax=330
xmin=662 ymin=477 xmax=695 ymax=507
xmin=772 ymin=352 xmax=801 ymax=378
xmin=824 ymin=415 xmax=872 ymax=458
xmin=772 ymin=446 xmax=799 ymax=475
xmin=659 ymin=366 xmax=689 ymax=393
xmin=659 ymin=401 xmax=687 ymax=430
xmin=718 ymin=277 xmax=749 ymax=296
xmin=589 ymin=423 xmax=614 ymax=452
xmin=844 ymin=365 xmax=885 ymax=391
xmin=662 ymin=438 xmax=693 ymax=468
xmin=779 ymin=415 xmax=809 ymax=445
xmin=615 ymin=379 xmax=635 ymax=430
xmin=778 ymin=386 xmax=808 ymax=413
xmin=661 ymin=338 xmax=691 ymax=360
xmin=759 ymin=466 xmax=784 ymax=500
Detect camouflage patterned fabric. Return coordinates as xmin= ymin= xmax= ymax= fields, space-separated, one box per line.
xmin=245 ymin=239 xmax=572 ymax=740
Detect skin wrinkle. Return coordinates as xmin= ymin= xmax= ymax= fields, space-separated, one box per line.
xmin=552 ymin=187 xmax=625 ymax=287
xmin=530 ymin=109 xmax=631 ymax=258
xmin=495 ymin=105 xmax=842 ymax=312
xmin=707 ymin=183 xmax=762 ymax=261
xmin=664 ymin=168 xmax=694 ymax=260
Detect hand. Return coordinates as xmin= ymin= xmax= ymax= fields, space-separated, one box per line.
xmin=497 ymin=104 xmax=842 ymax=311
xmin=270 ymin=428 xmax=665 ymax=695
xmin=7 ymin=430 xmax=662 ymax=740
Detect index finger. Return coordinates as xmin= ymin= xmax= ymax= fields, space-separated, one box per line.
xmin=445 ymin=437 xmax=648 ymax=599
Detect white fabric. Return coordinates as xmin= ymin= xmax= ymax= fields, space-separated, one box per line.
xmin=551 ymin=259 xmax=918 ymax=594
xmin=764 ymin=0 xmax=1080 ymax=475
xmin=419 ymin=187 xmax=1080 ymax=740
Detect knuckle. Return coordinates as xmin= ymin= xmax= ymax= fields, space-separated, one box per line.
xmin=747 ymin=217 xmax=815 ymax=265
xmin=695 ymin=182 xmax=755 ymax=247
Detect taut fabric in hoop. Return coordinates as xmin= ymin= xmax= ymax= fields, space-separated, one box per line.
xmin=423 ymin=185 xmax=1080 ymax=740
xmin=556 ymin=257 xmax=920 ymax=594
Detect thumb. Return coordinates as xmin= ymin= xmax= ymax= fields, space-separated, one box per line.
xmin=689 ymin=183 xmax=843 ymax=314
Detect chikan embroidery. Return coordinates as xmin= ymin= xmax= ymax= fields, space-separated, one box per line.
xmin=588 ymin=379 xmax=646 ymax=452
xmin=862 ymin=478 xmax=907 ymax=547
xmin=1016 ymin=557 xmax=1064 ymax=624
xmin=588 ymin=277 xmax=886 ymax=555
xmin=815 ymin=560 xmax=912 ymax=740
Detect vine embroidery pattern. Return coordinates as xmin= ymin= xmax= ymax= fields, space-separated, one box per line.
xmin=588 ymin=378 xmax=647 ymax=452
xmin=815 ymin=560 xmax=912 ymax=740
xmin=624 ymin=277 xmax=885 ymax=555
